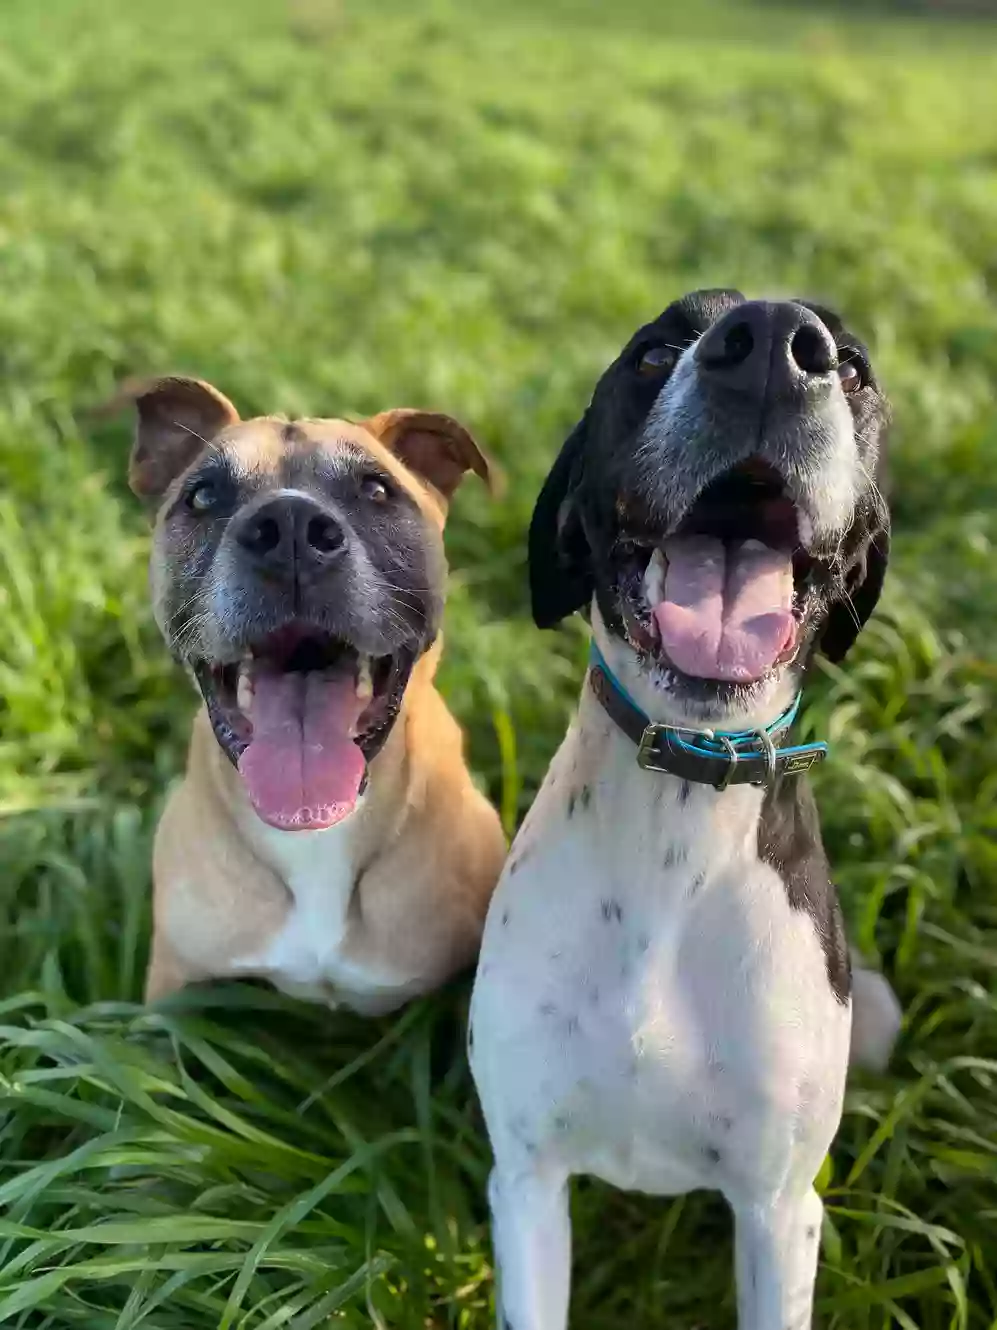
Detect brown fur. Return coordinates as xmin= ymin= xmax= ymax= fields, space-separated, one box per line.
xmin=116 ymin=378 xmax=506 ymax=1009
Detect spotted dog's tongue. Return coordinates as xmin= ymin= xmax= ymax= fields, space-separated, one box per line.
xmin=652 ymin=536 xmax=797 ymax=682
xmin=238 ymin=665 xmax=367 ymax=831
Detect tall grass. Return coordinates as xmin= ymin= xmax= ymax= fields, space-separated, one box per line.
xmin=0 ymin=0 xmax=995 ymax=1324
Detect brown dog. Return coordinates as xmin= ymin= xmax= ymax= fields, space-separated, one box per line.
xmin=121 ymin=376 xmax=506 ymax=1011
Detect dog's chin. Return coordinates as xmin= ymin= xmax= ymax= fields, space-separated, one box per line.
xmin=187 ymin=623 xmax=419 ymax=832
xmin=600 ymin=462 xmax=830 ymax=727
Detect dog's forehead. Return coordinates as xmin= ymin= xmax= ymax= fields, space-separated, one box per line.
xmin=636 ymin=289 xmax=747 ymax=345
xmin=209 ymin=417 xmax=435 ymax=508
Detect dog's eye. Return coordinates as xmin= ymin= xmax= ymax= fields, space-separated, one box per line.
xmin=837 ymin=358 xmax=864 ymax=393
xmin=361 ymin=476 xmax=390 ymax=503
xmin=637 ymin=345 xmax=678 ymax=376
xmin=186 ymin=481 xmax=220 ymax=513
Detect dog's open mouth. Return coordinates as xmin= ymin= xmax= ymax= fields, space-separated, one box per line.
xmin=192 ymin=626 xmax=414 ymax=831
xmin=616 ymin=462 xmax=820 ymax=685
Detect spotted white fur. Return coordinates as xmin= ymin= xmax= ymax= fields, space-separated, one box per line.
xmin=471 ymin=669 xmax=851 ymax=1330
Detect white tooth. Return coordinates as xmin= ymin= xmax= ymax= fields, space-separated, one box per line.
xmin=236 ymin=662 xmax=253 ymax=715
xmin=237 ymin=674 xmax=253 ymax=715
xmin=797 ymin=511 xmax=814 ymax=548
xmin=356 ymin=656 xmax=374 ymax=702
xmin=643 ymin=549 xmax=667 ymax=607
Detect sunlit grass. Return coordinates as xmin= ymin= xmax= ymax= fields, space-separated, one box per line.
xmin=0 ymin=0 xmax=995 ymax=1324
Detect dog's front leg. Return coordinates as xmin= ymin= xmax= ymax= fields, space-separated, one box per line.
xmin=488 ymin=1164 xmax=571 ymax=1330
xmin=732 ymin=1188 xmax=824 ymax=1330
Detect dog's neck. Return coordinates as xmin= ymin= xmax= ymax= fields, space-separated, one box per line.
xmin=589 ymin=608 xmax=799 ymax=733
xmin=557 ymin=678 xmax=769 ymax=883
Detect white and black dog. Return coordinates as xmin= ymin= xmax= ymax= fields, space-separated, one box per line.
xmin=470 ymin=290 xmax=902 ymax=1330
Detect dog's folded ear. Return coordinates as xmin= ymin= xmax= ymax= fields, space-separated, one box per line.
xmin=529 ymin=413 xmax=594 ymax=629
xmin=363 ymin=409 xmax=498 ymax=502
xmin=819 ymin=523 xmax=890 ymax=664
xmin=101 ymin=376 xmax=240 ymax=501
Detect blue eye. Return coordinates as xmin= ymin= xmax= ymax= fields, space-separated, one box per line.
xmin=186 ymin=481 xmax=220 ymax=513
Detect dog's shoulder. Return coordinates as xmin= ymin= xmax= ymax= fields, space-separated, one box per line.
xmin=757 ymin=778 xmax=851 ymax=1004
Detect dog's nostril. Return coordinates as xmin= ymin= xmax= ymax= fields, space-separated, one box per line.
xmin=244 ymin=516 xmax=282 ymax=556
xmin=791 ymin=325 xmax=836 ymax=376
xmin=702 ymin=320 xmax=754 ymax=370
xmin=306 ymin=514 xmax=344 ymax=555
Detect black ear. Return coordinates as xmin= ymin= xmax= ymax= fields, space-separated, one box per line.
xmin=819 ymin=525 xmax=890 ymax=664
xmin=529 ymin=413 xmax=594 ymax=628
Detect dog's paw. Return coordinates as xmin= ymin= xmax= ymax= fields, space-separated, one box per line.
xmin=849 ymin=960 xmax=902 ymax=1072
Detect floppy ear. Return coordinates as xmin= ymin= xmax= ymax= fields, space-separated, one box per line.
xmin=819 ymin=524 xmax=890 ymax=664
xmin=529 ymin=412 xmax=594 ymax=629
xmin=103 ymin=376 xmax=240 ymax=501
xmin=363 ymin=409 xmax=496 ymax=502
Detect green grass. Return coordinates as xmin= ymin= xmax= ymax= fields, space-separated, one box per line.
xmin=0 ymin=0 xmax=995 ymax=1324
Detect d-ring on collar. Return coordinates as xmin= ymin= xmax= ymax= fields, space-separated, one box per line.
xmin=587 ymin=643 xmax=827 ymax=790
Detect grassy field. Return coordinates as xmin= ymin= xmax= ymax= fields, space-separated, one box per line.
xmin=1 ymin=0 xmax=996 ymax=1325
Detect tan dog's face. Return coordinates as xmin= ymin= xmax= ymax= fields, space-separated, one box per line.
xmin=124 ymin=377 xmax=491 ymax=832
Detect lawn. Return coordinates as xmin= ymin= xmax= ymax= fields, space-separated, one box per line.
xmin=0 ymin=0 xmax=996 ymax=1325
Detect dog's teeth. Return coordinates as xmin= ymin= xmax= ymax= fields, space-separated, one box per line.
xmin=643 ymin=549 xmax=667 ymax=607
xmin=236 ymin=666 xmax=253 ymax=715
xmin=796 ymin=511 xmax=814 ymax=548
xmin=356 ymin=656 xmax=374 ymax=702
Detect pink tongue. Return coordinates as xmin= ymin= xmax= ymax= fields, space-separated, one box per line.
xmin=653 ymin=536 xmax=797 ymax=682
xmin=238 ymin=668 xmax=367 ymax=831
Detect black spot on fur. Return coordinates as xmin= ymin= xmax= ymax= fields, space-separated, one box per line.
xmin=539 ymin=1001 xmax=557 ymax=1017
xmin=806 ymin=1225 xmax=817 ymax=1242
xmin=501 ymin=909 xmax=510 ymax=926
xmin=580 ymin=784 xmax=592 ymax=809
xmin=601 ymin=899 xmax=624 ymax=923
xmin=567 ymin=792 xmax=577 ymax=818
xmin=565 ymin=1015 xmax=580 ymax=1035
xmin=704 ymin=1145 xmax=722 ymax=1165
xmin=757 ymin=782 xmax=851 ymax=1004
xmin=690 ymin=871 xmax=706 ymax=896
xmin=509 ymin=848 xmax=531 ymax=876
xmin=662 ymin=845 xmax=687 ymax=868
xmin=678 ymin=780 xmax=692 ymax=804
xmin=553 ymin=1113 xmax=571 ymax=1132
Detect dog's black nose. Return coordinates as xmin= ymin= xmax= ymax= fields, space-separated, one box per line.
xmin=695 ymin=301 xmax=838 ymax=399
xmin=234 ymin=495 xmax=347 ymax=576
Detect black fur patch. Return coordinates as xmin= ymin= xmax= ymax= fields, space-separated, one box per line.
xmin=757 ymin=780 xmax=851 ymax=1004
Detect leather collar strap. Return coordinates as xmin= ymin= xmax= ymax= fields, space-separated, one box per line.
xmin=587 ymin=645 xmax=827 ymax=790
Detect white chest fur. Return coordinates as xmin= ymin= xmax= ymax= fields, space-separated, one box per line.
xmin=232 ymin=813 xmax=400 ymax=1006
xmin=470 ymin=691 xmax=851 ymax=1200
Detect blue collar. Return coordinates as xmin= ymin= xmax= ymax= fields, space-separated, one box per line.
xmin=588 ymin=642 xmax=828 ymax=789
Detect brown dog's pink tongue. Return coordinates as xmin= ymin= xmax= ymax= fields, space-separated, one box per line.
xmin=653 ymin=536 xmax=797 ymax=682
xmin=238 ymin=667 xmax=367 ymax=830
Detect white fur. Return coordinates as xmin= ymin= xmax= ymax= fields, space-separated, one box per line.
xmin=229 ymin=800 xmax=407 ymax=1007
xmin=470 ymin=629 xmax=854 ymax=1330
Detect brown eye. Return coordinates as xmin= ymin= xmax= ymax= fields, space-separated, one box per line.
xmin=837 ymin=360 xmax=862 ymax=393
xmin=186 ymin=481 xmax=219 ymax=513
xmin=638 ymin=345 xmax=678 ymax=376
xmin=362 ymin=476 xmax=389 ymax=503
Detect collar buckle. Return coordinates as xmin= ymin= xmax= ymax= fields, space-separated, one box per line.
xmin=635 ymin=723 xmax=671 ymax=773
